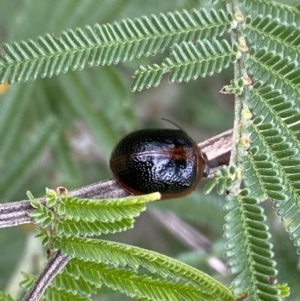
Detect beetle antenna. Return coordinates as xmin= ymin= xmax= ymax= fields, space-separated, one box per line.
xmin=161 ymin=118 xmax=183 ymax=130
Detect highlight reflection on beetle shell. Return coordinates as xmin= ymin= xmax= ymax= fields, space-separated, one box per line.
xmin=109 ymin=128 xmax=208 ymax=200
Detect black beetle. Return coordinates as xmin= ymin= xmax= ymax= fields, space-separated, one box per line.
xmin=110 ymin=128 xmax=209 ymax=200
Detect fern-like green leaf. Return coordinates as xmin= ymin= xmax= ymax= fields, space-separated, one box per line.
xmin=224 ymin=190 xmax=279 ymax=300
xmin=65 ymin=259 xmax=216 ymax=301
xmin=243 ymin=122 xmax=300 ymax=252
xmin=58 ymin=195 xmax=147 ymax=222
xmin=243 ymin=0 xmax=300 ymax=25
xmin=246 ymin=16 xmax=300 ymax=61
xmin=28 ymin=199 xmax=54 ymax=228
xmin=0 ymin=8 xmax=232 ymax=84
xmin=56 ymin=194 xmax=159 ymax=237
xmin=243 ymin=83 xmax=300 ymax=252
xmin=241 ymin=148 xmax=284 ymax=202
xmin=57 ymin=217 xmax=135 ymax=237
xmin=53 ymin=272 xmax=98 ymax=296
xmin=203 ymin=165 xmax=235 ymax=195
xmin=56 ymin=236 xmax=234 ymax=301
xmin=246 ymin=83 xmax=300 ymax=152
xmin=245 ymin=126 xmax=295 ymax=203
xmin=247 ymin=48 xmax=300 ymax=100
xmin=43 ymin=286 xmax=92 ymax=301
xmin=131 ymin=39 xmax=237 ymax=91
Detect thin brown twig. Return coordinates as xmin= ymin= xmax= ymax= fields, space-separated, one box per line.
xmin=21 ymin=250 xmax=69 ymax=301
xmin=0 ymin=179 xmax=130 ymax=228
xmin=0 ymin=129 xmax=232 ymax=229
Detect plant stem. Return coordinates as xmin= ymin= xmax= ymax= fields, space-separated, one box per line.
xmin=226 ymin=0 xmax=249 ymax=193
xmin=21 ymin=250 xmax=69 ymax=301
xmin=0 ymin=130 xmax=233 ymax=228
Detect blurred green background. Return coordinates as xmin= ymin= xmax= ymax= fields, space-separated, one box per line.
xmin=0 ymin=0 xmax=299 ymax=300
